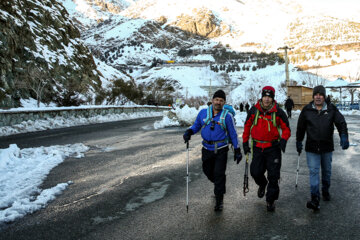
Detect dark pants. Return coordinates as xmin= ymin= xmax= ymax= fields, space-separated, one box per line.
xmin=286 ymin=108 xmax=292 ymax=118
xmin=250 ymin=146 xmax=282 ymax=202
xmin=202 ymin=147 xmax=228 ymax=196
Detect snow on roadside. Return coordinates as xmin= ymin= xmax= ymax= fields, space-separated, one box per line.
xmin=0 ymin=143 xmax=89 ymax=223
xmin=0 ymin=111 xmax=163 ymax=137
xmin=154 ymin=105 xmax=247 ymax=129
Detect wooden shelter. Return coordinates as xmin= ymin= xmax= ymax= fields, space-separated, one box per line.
xmin=287 ymin=86 xmax=313 ymax=110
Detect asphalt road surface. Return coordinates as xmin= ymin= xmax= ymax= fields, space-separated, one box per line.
xmin=0 ymin=114 xmax=359 ymax=240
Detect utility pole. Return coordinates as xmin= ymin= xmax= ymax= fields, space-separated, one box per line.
xmin=278 ymin=46 xmax=293 ymax=95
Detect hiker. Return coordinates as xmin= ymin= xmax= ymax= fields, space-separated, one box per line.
xmin=240 ymin=103 xmax=244 ymax=112
xmin=245 ymin=103 xmax=250 ymax=113
xmin=326 ymin=95 xmax=331 ymax=103
xmin=183 ymin=90 xmax=242 ymax=211
xmin=284 ymin=96 xmax=295 ymax=118
xmin=242 ymin=86 xmax=291 ymax=212
xmin=296 ymin=85 xmax=349 ymax=211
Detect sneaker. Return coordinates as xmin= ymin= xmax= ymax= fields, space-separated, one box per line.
xmin=306 ymin=196 xmax=320 ymax=211
xmin=322 ymin=191 xmax=331 ymax=201
xmin=267 ymin=201 xmax=275 ymax=212
xmin=257 ymin=184 xmax=266 ymax=198
xmin=214 ymin=195 xmax=223 ymax=211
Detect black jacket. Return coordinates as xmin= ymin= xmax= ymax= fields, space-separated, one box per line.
xmin=296 ymin=101 xmax=348 ymax=153
xmin=284 ymin=98 xmax=294 ymax=110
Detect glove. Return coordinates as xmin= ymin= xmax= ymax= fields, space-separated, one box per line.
xmin=183 ymin=129 xmax=193 ymax=143
xmin=280 ymin=138 xmax=287 ymax=153
xmin=234 ymin=148 xmax=242 ymax=164
xmin=243 ymin=142 xmax=251 ymax=155
xmin=340 ymin=134 xmax=349 ymax=150
xmin=296 ymin=141 xmax=303 ymax=154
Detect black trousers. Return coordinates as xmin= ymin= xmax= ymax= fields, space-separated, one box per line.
xmin=286 ymin=108 xmax=292 ymax=118
xmin=250 ymin=145 xmax=282 ymax=202
xmin=202 ymin=147 xmax=228 ymax=196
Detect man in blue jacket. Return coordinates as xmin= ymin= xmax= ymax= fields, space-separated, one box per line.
xmin=183 ymin=90 xmax=242 ymax=211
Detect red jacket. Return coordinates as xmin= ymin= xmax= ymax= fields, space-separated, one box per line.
xmin=243 ymin=100 xmax=291 ymax=149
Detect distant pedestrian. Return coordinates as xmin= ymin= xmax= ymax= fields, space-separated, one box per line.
xmin=296 ymin=85 xmax=349 ymax=211
xmin=326 ymin=95 xmax=331 ymax=103
xmin=245 ymin=103 xmax=250 ymax=113
xmin=242 ymin=86 xmax=291 ymax=212
xmin=284 ymin=96 xmax=295 ymax=118
xmin=240 ymin=103 xmax=244 ymax=112
xmin=183 ymin=90 xmax=242 ymax=211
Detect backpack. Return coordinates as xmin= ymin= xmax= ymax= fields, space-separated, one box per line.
xmin=250 ymin=108 xmax=280 ymax=143
xmin=203 ymin=105 xmax=230 ymax=131
xmin=201 ymin=105 xmax=232 ymax=145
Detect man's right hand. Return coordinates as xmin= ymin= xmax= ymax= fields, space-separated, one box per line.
xmin=243 ymin=142 xmax=251 ymax=155
xmin=183 ymin=129 xmax=193 ymax=143
xmin=296 ymin=141 xmax=303 ymax=154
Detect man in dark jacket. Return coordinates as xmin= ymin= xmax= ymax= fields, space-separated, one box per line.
xmin=245 ymin=103 xmax=250 ymax=113
xmin=284 ymin=96 xmax=295 ymax=118
xmin=240 ymin=103 xmax=244 ymax=112
xmin=183 ymin=90 xmax=242 ymax=211
xmin=243 ymin=86 xmax=291 ymax=212
xmin=296 ymin=85 xmax=349 ymax=211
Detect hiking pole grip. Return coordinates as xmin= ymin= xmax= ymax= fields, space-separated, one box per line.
xmin=186 ymin=141 xmax=189 ymax=212
xmin=243 ymin=154 xmax=249 ymax=196
xmin=295 ymin=152 xmax=300 ymax=188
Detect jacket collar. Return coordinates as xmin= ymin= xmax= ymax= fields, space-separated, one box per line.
xmin=255 ymin=99 xmax=277 ymax=113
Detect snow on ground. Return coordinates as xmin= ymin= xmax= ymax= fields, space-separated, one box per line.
xmin=154 ymin=105 xmax=248 ymax=129
xmin=0 ymin=111 xmax=162 ymax=137
xmin=154 ymin=105 xmax=360 ymax=129
xmin=0 ymin=143 xmax=89 ymax=223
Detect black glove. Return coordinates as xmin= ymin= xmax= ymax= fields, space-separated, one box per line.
xmin=183 ymin=129 xmax=193 ymax=143
xmin=280 ymin=138 xmax=287 ymax=153
xmin=243 ymin=142 xmax=251 ymax=155
xmin=340 ymin=134 xmax=349 ymax=150
xmin=296 ymin=141 xmax=303 ymax=154
xmin=234 ymin=148 xmax=242 ymax=164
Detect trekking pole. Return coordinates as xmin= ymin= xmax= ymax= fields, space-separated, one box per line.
xmin=243 ymin=153 xmax=249 ymax=196
xmin=295 ymin=152 xmax=300 ymax=188
xmin=186 ymin=141 xmax=189 ymax=212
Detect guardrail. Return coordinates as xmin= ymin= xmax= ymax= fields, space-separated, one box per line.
xmin=0 ymin=105 xmax=170 ymax=128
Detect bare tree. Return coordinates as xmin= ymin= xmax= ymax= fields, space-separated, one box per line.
xmin=17 ymin=64 xmax=49 ymax=107
xmin=346 ymin=70 xmax=360 ymax=104
xmin=301 ymin=70 xmax=325 ymax=87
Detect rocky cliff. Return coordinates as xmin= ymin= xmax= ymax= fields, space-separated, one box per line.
xmin=0 ymin=0 xmax=103 ymax=108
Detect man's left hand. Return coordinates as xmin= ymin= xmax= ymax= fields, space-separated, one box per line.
xmin=280 ymin=138 xmax=287 ymax=153
xmin=234 ymin=148 xmax=242 ymax=164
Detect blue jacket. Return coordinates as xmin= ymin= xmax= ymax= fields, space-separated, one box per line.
xmin=190 ymin=108 xmax=239 ymax=151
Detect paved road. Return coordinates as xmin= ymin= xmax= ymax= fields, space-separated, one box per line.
xmin=0 ymin=115 xmax=359 ymax=240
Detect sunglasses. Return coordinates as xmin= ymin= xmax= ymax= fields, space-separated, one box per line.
xmin=210 ymin=120 xmax=216 ymax=130
xmin=263 ymin=89 xmax=273 ymax=94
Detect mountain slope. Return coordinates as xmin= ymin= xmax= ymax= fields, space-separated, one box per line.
xmin=0 ymin=0 xmax=108 ymax=108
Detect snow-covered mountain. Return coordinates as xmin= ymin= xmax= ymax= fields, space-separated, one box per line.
xmin=2 ymin=0 xmax=360 ymax=108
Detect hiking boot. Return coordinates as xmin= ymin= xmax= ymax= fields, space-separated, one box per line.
xmin=322 ymin=191 xmax=331 ymax=201
xmin=257 ymin=184 xmax=266 ymax=198
xmin=266 ymin=201 xmax=275 ymax=212
xmin=214 ymin=195 xmax=224 ymax=212
xmin=306 ymin=195 xmax=320 ymax=211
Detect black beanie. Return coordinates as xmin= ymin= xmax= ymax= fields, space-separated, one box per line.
xmin=213 ymin=89 xmax=226 ymax=101
xmin=313 ymin=85 xmax=326 ymax=97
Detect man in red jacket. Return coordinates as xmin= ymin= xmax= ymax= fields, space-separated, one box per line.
xmin=242 ymin=86 xmax=291 ymax=211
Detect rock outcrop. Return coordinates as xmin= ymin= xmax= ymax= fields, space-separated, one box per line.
xmin=0 ymin=0 xmax=103 ymax=108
